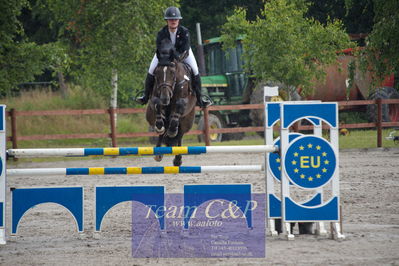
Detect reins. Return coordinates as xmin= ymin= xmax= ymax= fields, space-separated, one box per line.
xmin=155 ymin=65 xmax=176 ymax=97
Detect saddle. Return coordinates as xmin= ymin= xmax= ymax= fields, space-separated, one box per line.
xmin=174 ymin=62 xmax=193 ymax=96
xmin=182 ymin=62 xmax=193 ymax=79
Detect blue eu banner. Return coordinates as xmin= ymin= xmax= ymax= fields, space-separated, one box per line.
xmin=269 ymin=133 xmax=302 ymax=182
xmin=284 ymin=136 xmax=336 ymax=189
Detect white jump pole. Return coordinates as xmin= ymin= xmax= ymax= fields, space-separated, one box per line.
xmin=7 ymin=145 xmax=278 ymax=158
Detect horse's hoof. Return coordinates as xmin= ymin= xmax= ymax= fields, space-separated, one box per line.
xmin=154 ymin=155 xmax=163 ymax=162
xmin=167 ymin=129 xmax=178 ymax=138
xmin=173 ymin=158 xmax=182 ymax=166
xmin=155 ymin=126 xmax=165 ymax=134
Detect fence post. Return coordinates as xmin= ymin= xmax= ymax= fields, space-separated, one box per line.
xmin=377 ymin=98 xmax=382 ymax=148
xmin=10 ymin=109 xmax=18 ymax=149
xmin=109 ymin=107 xmax=117 ymax=147
xmin=203 ymin=107 xmax=211 ymax=146
xmin=10 ymin=109 xmax=18 ymax=161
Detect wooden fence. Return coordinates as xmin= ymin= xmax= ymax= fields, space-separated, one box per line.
xmin=6 ymin=99 xmax=399 ymax=149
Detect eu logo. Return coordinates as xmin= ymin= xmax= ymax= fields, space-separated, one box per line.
xmin=284 ymin=135 xmax=336 ymax=189
xmin=269 ymin=133 xmax=302 ymax=183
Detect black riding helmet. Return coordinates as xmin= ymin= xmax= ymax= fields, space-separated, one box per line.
xmin=164 ymin=6 xmax=182 ymax=19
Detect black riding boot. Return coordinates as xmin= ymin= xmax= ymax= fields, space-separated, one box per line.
xmin=136 ymin=73 xmax=155 ymax=105
xmin=193 ymin=74 xmax=212 ymax=108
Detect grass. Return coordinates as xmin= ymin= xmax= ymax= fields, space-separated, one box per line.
xmin=5 ymin=85 xmax=107 ymax=110
xmin=2 ymin=87 xmax=398 ymax=153
xmin=339 ymin=111 xmax=369 ymax=124
xmin=338 ymin=128 xmax=398 ymax=149
xmin=2 ymin=87 xmax=150 ymax=148
xmin=200 ymin=129 xmax=398 ymax=149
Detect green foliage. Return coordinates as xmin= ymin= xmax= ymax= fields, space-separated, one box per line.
xmin=20 ymin=0 xmax=59 ymax=44
xmin=364 ymin=0 xmax=399 ymax=84
xmin=345 ymin=0 xmax=398 ymax=89
xmin=0 ymin=0 xmax=52 ymax=94
xmin=46 ymin=0 xmax=178 ymax=106
xmin=308 ymin=0 xmax=374 ymax=34
xmin=181 ymin=0 xmax=375 ymax=43
xmin=339 ymin=111 xmax=368 ymax=124
xmin=181 ymin=0 xmax=374 ymax=42
xmin=180 ymin=0 xmax=263 ymax=40
xmin=221 ymin=0 xmax=353 ymax=96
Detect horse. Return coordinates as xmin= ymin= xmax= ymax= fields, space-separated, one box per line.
xmin=145 ymin=39 xmax=197 ymax=166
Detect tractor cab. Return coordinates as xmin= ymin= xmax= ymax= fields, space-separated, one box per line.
xmin=195 ymin=37 xmax=252 ymax=142
xmin=201 ymin=37 xmax=248 ymax=105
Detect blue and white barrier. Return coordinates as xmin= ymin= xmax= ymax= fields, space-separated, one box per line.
xmin=264 ymin=93 xmax=343 ymax=239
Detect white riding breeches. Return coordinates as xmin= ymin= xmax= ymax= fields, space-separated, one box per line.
xmin=148 ymin=48 xmax=199 ymax=76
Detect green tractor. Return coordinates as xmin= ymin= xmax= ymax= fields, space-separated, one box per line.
xmin=197 ymin=36 xmax=257 ymax=142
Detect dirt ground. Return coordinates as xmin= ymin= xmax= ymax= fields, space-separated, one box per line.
xmin=0 ymin=148 xmax=398 ymax=265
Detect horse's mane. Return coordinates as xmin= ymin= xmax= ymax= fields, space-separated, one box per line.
xmin=157 ymin=39 xmax=175 ymax=66
xmin=157 ymin=39 xmax=189 ymax=66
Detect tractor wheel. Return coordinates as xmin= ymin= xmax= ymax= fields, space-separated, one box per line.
xmin=197 ymin=113 xmax=224 ymax=143
xmin=367 ymin=87 xmax=399 ymax=122
xmin=249 ymin=87 xmax=266 ymax=138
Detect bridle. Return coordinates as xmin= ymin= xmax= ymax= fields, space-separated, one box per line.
xmin=156 ymin=65 xmax=176 ymax=98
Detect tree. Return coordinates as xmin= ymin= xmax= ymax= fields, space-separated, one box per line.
xmin=179 ymin=0 xmax=374 ymax=44
xmin=306 ymin=0 xmax=374 ymax=34
xmin=47 ymin=0 xmax=178 ymax=106
xmin=180 ymin=0 xmax=263 ymax=41
xmin=220 ymin=0 xmax=353 ymax=96
xmin=355 ymin=0 xmax=399 ymax=86
xmin=0 ymin=0 xmax=51 ymax=95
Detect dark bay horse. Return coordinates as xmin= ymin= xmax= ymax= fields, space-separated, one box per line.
xmin=145 ymin=40 xmax=196 ymax=166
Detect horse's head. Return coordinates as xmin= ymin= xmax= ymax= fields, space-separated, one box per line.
xmin=154 ymin=63 xmax=177 ymax=106
xmin=157 ymin=39 xmax=175 ymax=66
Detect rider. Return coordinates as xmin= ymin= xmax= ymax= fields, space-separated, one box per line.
xmin=136 ymin=6 xmax=212 ymax=108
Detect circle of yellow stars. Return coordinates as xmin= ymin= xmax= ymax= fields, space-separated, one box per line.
xmin=275 ymin=151 xmax=330 ymax=179
xmin=285 ymin=143 xmax=330 ymax=182
xmin=284 ymin=135 xmax=337 ymax=189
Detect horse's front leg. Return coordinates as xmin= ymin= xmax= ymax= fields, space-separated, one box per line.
xmin=167 ymin=98 xmax=186 ymax=138
xmin=153 ymin=97 xmax=165 ymax=134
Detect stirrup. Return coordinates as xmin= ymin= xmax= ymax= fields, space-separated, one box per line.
xmin=135 ymin=95 xmax=148 ymax=105
xmin=200 ymin=95 xmax=213 ymax=108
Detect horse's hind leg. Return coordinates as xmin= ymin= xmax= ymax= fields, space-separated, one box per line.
xmin=173 ymin=154 xmax=182 ymax=166
xmin=172 ymin=133 xmax=183 ymax=166
xmin=154 ymin=134 xmax=164 ymax=162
